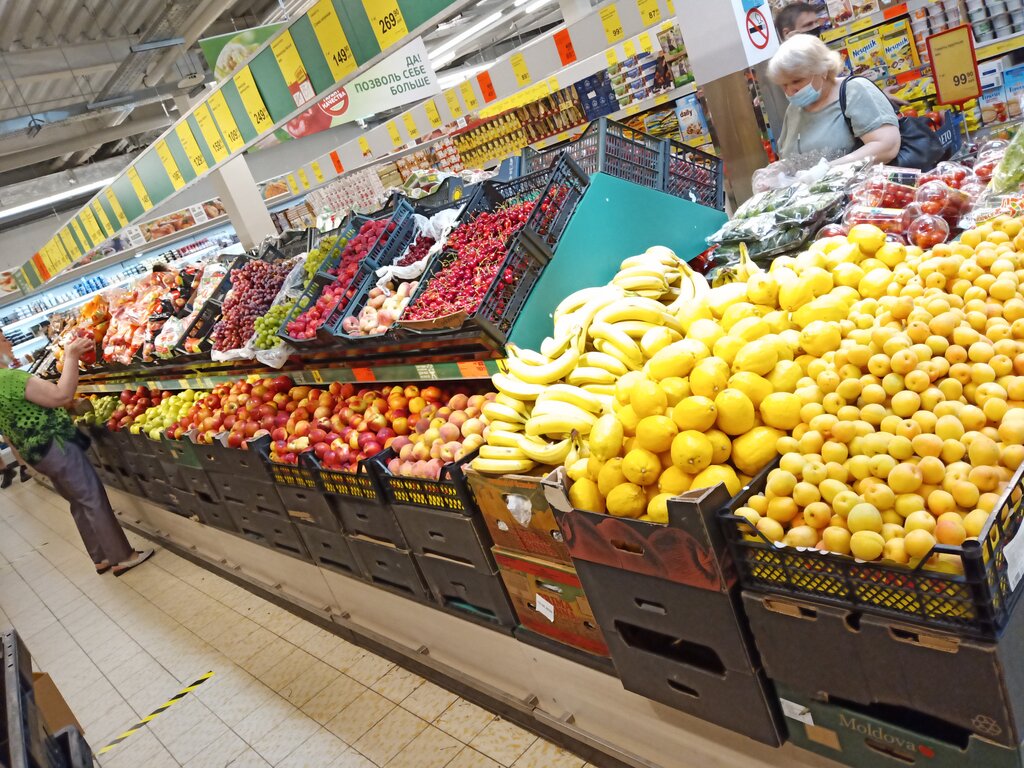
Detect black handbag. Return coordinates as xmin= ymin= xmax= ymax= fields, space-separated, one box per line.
xmin=839 ymin=77 xmax=950 ymax=171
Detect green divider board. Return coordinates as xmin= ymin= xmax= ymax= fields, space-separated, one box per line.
xmin=508 ymin=173 xmax=727 ymax=352
xmin=250 ymin=48 xmax=296 ymax=123
xmin=112 ymin=176 xmax=144 ymax=222
xmin=220 ymin=79 xmax=258 ymax=143
xmin=165 ymin=132 xmax=197 ymax=184
xmin=400 ymin=0 xmax=460 ymax=27
xmin=13 ymin=269 xmax=30 ymax=294
xmin=92 ymin=201 xmax=111 ymax=239
xmin=185 ymin=115 xmax=217 ymax=167
xmin=335 ymin=0 xmax=382 ymax=63
xmin=74 ymin=214 xmax=95 ymax=249
xmin=135 ymin=151 xmax=174 ymax=207
xmin=290 ymin=15 xmax=334 ymax=95
xmin=66 ymin=218 xmax=86 ymax=254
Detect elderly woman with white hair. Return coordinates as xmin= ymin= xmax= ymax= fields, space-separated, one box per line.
xmin=768 ymin=34 xmax=901 ymax=164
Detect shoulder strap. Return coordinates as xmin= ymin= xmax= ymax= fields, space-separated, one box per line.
xmin=838 ymin=76 xmax=855 ymax=137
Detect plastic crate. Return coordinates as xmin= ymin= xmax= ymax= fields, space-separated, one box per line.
xmin=252 ymin=438 xmax=318 ymax=489
xmin=2 ymin=630 xmax=66 ymax=768
xmin=310 ymin=455 xmax=386 ymax=505
xmin=526 ymin=154 xmax=590 ymax=251
xmin=720 ymin=457 xmax=1024 ymax=639
xmin=175 ymin=299 xmax=223 ymax=356
xmin=664 ymin=139 xmax=725 ymax=211
xmin=412 ymin=177 xmax=468 ymax=216
xmin=369 ymin=448 xmax=478 ymax=515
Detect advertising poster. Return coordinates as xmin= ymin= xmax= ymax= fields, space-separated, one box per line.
xmin=199 ymin=24 xmax=285 ymax=82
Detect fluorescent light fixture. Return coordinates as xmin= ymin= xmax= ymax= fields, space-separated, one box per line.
xmin=431 ymin=51 xmax=456 ymax=69
xmin=429 ymin=11 xmax=503 ymax=60
xmin=437 ymin=60 xmax=496 ymax=90
xmin=524 ymin=0 xmax=556 ymax=11
xmin=0 ymin=177 xmax=114 ymax=222
xmin=129 ymin=37 xmax=185 ymax=52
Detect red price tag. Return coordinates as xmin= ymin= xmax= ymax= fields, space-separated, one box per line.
xmin=353 ymin=367 xmax=375 ymax=382
xmin=883 ymin=2 xmax=908 ymax=19
xmin=330 ymin=150 xmax=344 ymax=174
xmin=476 ymin=71 xmax=497 ymax=103
xmin=553 ymin=29 xmax=577 ymax=66
xmin=457 ymin=361 xmax=490 ymax=379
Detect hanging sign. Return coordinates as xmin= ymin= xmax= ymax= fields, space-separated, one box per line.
xmin=207 ymin=91 xmax=245 ymax=152
xmin=176 ymin=122 xmax=209 ymax=175
xmin=444 ymin=89 xmax=463 ymax=118
xmin=297 ymin=168 xmax=310 ymax=189
xmin=387 ymin=121 xmax=402 ymax=147
xmin=155 ymin=141 xmax=185 ymax=189
xmin=105 ymin=189 xmax=128 ymax=227
xmin=927 ymin=25 xmax=981 ymax=106
xmin=553 ymin=29 xmax=577 ymax=66
xmin=362 ymin=0 xmax=409 ymax=51
xmin=271 ymin=30 xmax=315 ymax=106
xmin=425 ymin=99 xmax=442 ymax=128
xmin=510 ymin=54 xmax=531 ymax=86
xmin=637 ymin=0 xmax=661 ymax=25
xmin=460 ymin=81 xmax=479 ymax=111
xmin=234 ymin=66 xmax=273 ymax=134
xmin=311 ymin=160 xmax=325 ymax=183
xmin=402 ymin=112 xmax=419 ymax=139
xmin=91 ymin=199 xmax=113 ymax=235
xmin=600 ymin=5 xmax=625 ymax=44
xmin=310 ymin=0 xmax=356 ymax=80
xmin=127 ymin=167 xmax=153 ymax=210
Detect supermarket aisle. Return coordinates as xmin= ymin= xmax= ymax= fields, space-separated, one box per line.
xmin=0 ymin=480 xmax=593 ymax=768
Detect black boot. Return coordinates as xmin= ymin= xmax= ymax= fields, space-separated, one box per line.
xmin=1 ymin=467 xmax=16 ymax=488
xmin=19 ymin=465 xmax=30 ymax=483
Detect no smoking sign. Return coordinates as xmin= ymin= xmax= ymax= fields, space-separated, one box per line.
xmin=746 ymin=7 xmax=770 ymax=49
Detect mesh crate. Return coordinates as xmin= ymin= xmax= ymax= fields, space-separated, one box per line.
xmin=311 ymin=455 xmax=385 ymax=504
xmin=369 ymin=448 xmax=478 ymax=515
xmin=526 ymin=154 xmax=589 ymax=251
xmin=664 ymin=139 xmax=724 ymax=211
xmin=252 ymin=439 xmax=319 ymax=490
xmin=412 ymin=177 xmax=468 ymax=216
xmin=721 ymin=457 xmax=1024 ymax=639
xmin=175 ymin=299 xmax=222 ymax=356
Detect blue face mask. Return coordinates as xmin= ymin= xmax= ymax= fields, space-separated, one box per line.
xmin=788 ymin=81 xmax=821 ymax=108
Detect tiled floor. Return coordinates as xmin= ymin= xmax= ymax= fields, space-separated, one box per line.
xmin=0 ymin=479 xmax=596 ymax=768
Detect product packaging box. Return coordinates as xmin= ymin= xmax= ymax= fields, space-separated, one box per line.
xmin=846 ymin=29 xmax=886 ymax=75
xmin=879 ymin=20 xmax=920 ymax=75
xmin=1004 ymin=64 xmax=1024 ymax=121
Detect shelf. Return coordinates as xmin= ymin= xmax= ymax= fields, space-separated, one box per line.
xmin=13 ymin=336 xmax=48 ymax=354
xmin=820 ymin=0 xmax=928 ymax=44
xmin=976 ymin=29 xmax=1024 ymax=60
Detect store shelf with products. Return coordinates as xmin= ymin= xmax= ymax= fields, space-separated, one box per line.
xmin=977 ymin=28 xmax=1024 ymax=60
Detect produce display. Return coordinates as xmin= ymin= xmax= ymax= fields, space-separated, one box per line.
xmin=212 ymin=259 xmax=294 ymax=352
xmin=340 ymin=283 xmax=418 ymax=337
xmin=106 ymin=386 xmax=165 ymax=432
xmin=253 ymin=299 xmax=296 ymax=349
xmin=74 ymin=395 xmax=119 ymax=426
xmin=303 ymin=235 xmax=341 ymax=282
xmin=384 ymin=390 xmax=491 ymax=480
xmin=130 ymin=389 xmax=203 ymax=440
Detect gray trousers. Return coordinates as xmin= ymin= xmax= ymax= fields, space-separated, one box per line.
xmin=33 ymin=440 xmax=134 ymax=565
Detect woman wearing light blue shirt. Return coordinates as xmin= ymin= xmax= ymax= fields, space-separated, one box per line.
xmin=768 ymin=34 xmax=901 ymax=164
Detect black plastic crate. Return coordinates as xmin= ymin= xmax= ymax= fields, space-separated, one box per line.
xmin=415 ymin=553 xmax=516 ymax=628
xmin=2 ymin=631 xmax=67 ymax=768
xmin=296 ymin=525 xmax=361 ymax=577
xmin=125 ymin=430 xmax=158 ymax=458
xmin=664 ymin=139 xmax=725 ymax=211
xmin=721 ymin=457 xmax=1024 ymax=639
xmin=277 ymin=483 xmax=340 ymax=531
xmin=310 ymin=456 xmax=403 ymax=545
xmin=347 ymin=536 xmax=429 ymax=599
xmin=228 ymin=505 xmax=310 ymax=562
xmin=54 ymin=725 xmax=92 ymax=768
xmin=253 ymin=439 xmax=318 ymax=489
xmin=206 ymin=471 xmax=285 ymax=515
xmin=174 ymin=299 xmax=223 ymax=356
xmin=200 ymin=497 xmax=241 ymax=533
xmin=412 ymin=177 xmax=468 ymax=216
xmin=391 ymin=504 xmax=495 ymax=572
xmin=370 ymin=448 xmax=478 ymax=515
xmin=192 ymin=440 xmax=273 ymax=482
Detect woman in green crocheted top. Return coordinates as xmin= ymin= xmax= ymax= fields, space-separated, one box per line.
xmin=0 ymin=334 xmax=152 ymax=576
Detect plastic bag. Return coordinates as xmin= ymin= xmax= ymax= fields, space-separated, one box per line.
xmin=374 ymin=206 xmax=461 ymax=289
xmin=707 ymin=212 xmax=780 ymax=245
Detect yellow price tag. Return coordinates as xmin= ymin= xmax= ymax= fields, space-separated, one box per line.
xmin=600 ymin=5 xmax=625 ymax=44
xmin=639 ymin=32 xmax=653 ymax=53
xmin=155 ymin=141 xmax=185 ymax=190
xmin=127 ymin=167 xmax=152 ymax=210
xmin=386 ymin=121 xmax=402 ymax=147
xmin=362 ymin=0 xmax=408 ymax=50
xmin=459 ymin=81 xmax=479 ymax=111
xmin=311 ymin=160 xmax=324 ymax=183
xmin=208 ymin=90 xmax=245 ymax=152
xmin=666 ymin=0 xmax=674 ymax=14
xmin=234 ymin=66 xmax=273 ymax=134
xmin=105 ymin=189 xmax=128 ymax=227
xmin=310 ymin=0 xmax=356 ymax=80
xmin=624 ymin=40 xmax=637 ymax=58
xmin=311 ymin=370 xmax=324 ymax=384
xmin=444 ymin=89 xmax=463 ymax=118
xmin=358 ymin=136 xmax=372 ymax=156
xmin=271 ymin=30 xmax=312 ymax=106
xmin=195 ymin=105 xmax=228 ymax=163
xmin=399 ymin=113 xmax=418 ymax=140
xmin=70 ymin=217 xmax=91 ymax=248
xmin=850 ymin=17 xmax=874 ymax=32
xmin=929 ymin=25 xmax=981 ymax=106
xmin=175 ymin=122 xmax=209 ymax=176
xmin=91 ymin=200 xmax=113 ymax=236
xmin=548 ymin=76 xmax=559 ymax=92
xmin=510 ymin=53 xmax=531 ymax=86
xmin=298 ymin=168 xmax=310 ymax=189
xmin=625 ymin=103 xmax=640 ymax=116
xmin=606 ymin=49 xmax=618 ymax=66
xmin=59 ymin=228 xmax=79 ymax=258
xmin=655 ymin=93 xmax=669 ymax=105
xmin=637 ymin=0 xmax=661 ymax=25
xmin=81 ymin=207 xmax=103 ymax=245
xmin=425 ymin=99 xmax=442 ymax=128
xmin=286 ymin=174 xmax=300 ymax=195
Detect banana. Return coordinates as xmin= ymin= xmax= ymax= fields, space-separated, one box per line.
xmin=529 ymin=399 xmax=598 ymax=425
xmin=591 ymin=339 xmax=642 ymax=372
xmin=612 ymin=320 xmax=661 ymax=340
xmin=614 ymin=265 xmax=675 ymax=282
xmin=579 ymin=351 xmax=628 ymax=375
xmin=554 ymin=286 xmax=616 ymax=322
xmin=565 ymin=431 xmax=588 ymax=465
xmin=539 ymin=333 xmax=575 ymax=359
xmin=736 ymin=242 xmax=763 ymax=281
xmin=581 ymin=383 xmax=617 ymax=397
xmin=553 ymin=287 xmax=624 ymax=348
xmin=589 ymin=322 xmax=644 ymax=369
xmin=487 ymin=429 xmax=522 ymax=448
xmin=492 ymin=373 xmax=544 ymax=400
xmin=536 ymin=383 xmax=604 ymax=414
xmin=488 ymin=419 xmax=525 ymax=433
xmin=594 ymin=297 xmax=670 ymax=326
xmin=526 ymin=412 xmax=595 ymax=437
xmin=479 ymin=444 xmax=526 ymax=460
xmin=566 ymin=366 xmax=618 ymax=386
xmin=508 ymin=344 xmax=552 ymax=367
xmin=482 ymin=401 xmax=527 ymax=424
xmin=619 ymin=253 xmax=680 ymax=271
xmin=515 ymin=433 xmax=572 ymax=464
xmin=506 ymin=344 xmax=580 ymax=385
xmin=613 ymin=275 xmax=668 ymax=293
xmin=471 ymin=456 xmax=536 ymax=474
xmin=495 ymin=393 xmax=530 ymax=417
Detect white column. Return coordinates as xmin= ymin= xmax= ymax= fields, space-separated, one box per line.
xmin=208 ymin=154 xmax=276 ymax=250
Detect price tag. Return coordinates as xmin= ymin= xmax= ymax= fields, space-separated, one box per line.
xmin=654 ymin=93 xmax=670 ymax=105
xmin=510 ymin=53 xmax=531 ymax=86
xmin=477 ymin=71 xmax=497 ymax=103
xmin=362 ymin=0 xmax=408 ymax=50
xmin=780 ymin=699 xmax=815 ymax=726
xmin=155 ymin=141 xmax=185 ymax=189
xmin=208 ymin=90 xmax=245 ymax=152
xmin=444 ymin=89 xmax=464 ymax=118
xmin=666 ymin=0 xmax=674 ymax=14
xmin=352 ymin=367 xmax=375 ymax=382
xmin=624 ymin=39 xmax=637 ymax=57
xmin=272 ymin=30 xmax=314 ymax=106
xmin=81 ymin=207 xmax=103 ymax=245
xmin=415 ymin=363 xmax=438 ymax=380
xmin=286 ymin=174 xmax=300 ymax=195
xmin=91 ymin=200 xmax=113 ymax=236
xmin=298 ymin=168 xmax=310 ymax=189
xmin=358 ymin=136 xmax=372 ymax=157
xmin=59 ymin=228 xmax=80 ymax=257
xmin=175 ymin=122 xmax=209 ymax=176
xmin=850 ymin=16 xmax=874 ymax=32
xmin=606 ymin=49 xmax=618 ymax=66
xmin=310 ymin=0 xmax=356 ymax=80
xmin=534 ymin=593 xmax=556 ymax=622
xmin=194 ymin=105 xmax=227 ymax=163
xmin=386 ymin=121 xmax=402 ymax=147
xmin=425 ymin=99 xmax=442 ymax=128
xmin=637 ymin=0 xmax=661 ymax=25
xmin=311 ymin=160 xmax=324 ymax=183
xmin=625 ymin=103 xmax=640 ymax=115
xmin=459 ymin=81 xmax=479 ymax=111
xmin=330 ymin=150 xmax=344 ymax=172
xmin=927 ymin=25 xmax=981 ymax=106
xmin=600 ymin=5 xmax=625 ymax=44
xmin=310 ymin=370 xmax=324 ymax=384
xmin=639 ymin=31 xmax=654 ymax=53
xmin=71 ymin=217 xmax=91 ymax=248
xmin=234 ymin=66 xmax=273 ymax=134
xmin=402 ymin=112 xmax=419 ymax=139
xmin=457 ymin=361 xmax=489 ymax=378
xmin=553 ymin=28 xmax=577 ymax=66
xmin=101 ymin=191 xmax=126 ymax=230
xmin=548 ymin=76 xmax=559 ymax=93
xmin=125 ymin=167 xmax=153 ymax=211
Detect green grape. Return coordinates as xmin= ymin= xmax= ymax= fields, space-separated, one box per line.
xmin=304 ymin=235 xmax=346 ymax=284
xmin=253 ymin=299 xmax=296 ymax=349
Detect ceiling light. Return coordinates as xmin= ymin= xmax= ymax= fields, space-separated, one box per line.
xmin=523 ymin=0 xmax=556 ymax=11
xmin=0 ymin=178 xmax=114 ymax=223
xmin=432 ymin=51 xmax=456 ymax=69
xmin=129 ymin=37 xmax=185 ymax=52
xmin=429 ymin=11 xmax=504 ymax=60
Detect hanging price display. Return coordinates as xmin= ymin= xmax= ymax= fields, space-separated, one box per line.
xmin=926 ymin=25 xmax=981 ymax=106
xmin=287 ymin=174 xmax=300 ymax=195
xmin=71 ymin=218 xmax=91 ymax=249
xmin=311 ymin=160 xmax=324 ymax=183
xmin=358 ymin=136 xmax=372 ymax=157
xmin=600 ymin=5 xmax=625 ymax=44
xmin=310 ymin=0 xmax=356 ymax=80
xmin=271 ymin=30 xmax=314 ymax=106
xmin=624 ymin=39 xmax=637 ymax=57
xmin=459 ymin=81 xmax=479 ymax=111
xmin=425 ymin=99 xmax=442 ymax=128
xmin=444 ymin=89 xmax=463 ymax=118
xmin=208 ymin=90 xmax=245 ymax=152
xmin=297 ymin=168 xmax=310 ymax=189
xmin=553 ymin=28 xmax=577 ymax=66
xmin=639 ymin=31 xmax=653 ymax=53
xmin=477 ymin=71 xmax=497 ymax=103
xmin=127 ymin=167 xmax=153 ymax=210
xmin=666 ymin=0 xmax=675 ymax=13
xmin=59 ymin=228 xmax=80 ymax=258
xmin=606 ymin=49 xmax=617 ymax=66
xmin=362 ymin=0 xmax=408 ymax=50
xmin=510 ymin=53 xmax=531 ymax=86
xmin=175 ymin=122 xmax=209 ymax=175
xmin=330 ymin=150 xmax=344 ymax=172
xmin=637 ymin=0 xmax=661 ymax=25
xmin=80 ymin=207 xmax=103 ymax=245
xmin=386 ymin=121 xmax=402 ymax=147
xmin=104 ymin=189 xmax=128 ymax=228
xmin=235 ymin=67 xmax=273 ymax=134
xmin=155 ymin=141 xmax=185 ymax=189
xmin=91 ymin=200 xmax=113 ymax=236
xmin=195 ymin=105 xmax=228 ymax=163
xmin=402 ymin=112 xmax=419 ymax=139
xmin=548 ymin=76 xmax=559 ymax=92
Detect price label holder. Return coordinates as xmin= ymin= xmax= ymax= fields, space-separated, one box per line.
xmin=553 ymin=29 xmax=577 ymax=65
xmin=311 ymin=160 xmax=324 ymax=183
xmin=639 ymin=31 xmax=654 ymax=53
xmin=510 ymin=53 xmax=531 ymax=85
xmin=606 ymin=49 xmax=618 ymax=66
xmin=926 ymin=25 xmax=981 ymax=107
xmin=358 ymin=136 xmax=372 ymax=157
xmin=459 ymin=81 xmax=479 ymax=111
xmin=353 ymin=367 xmax=375 ymax=382
xmin=600 ymin=4 xmax=625 ymax=44
xmin=637 ymin=0 xmax=661 ymax=25
xmin=156 ymin=140 xmax=185 ymax=189
xmin=176 ymin=122 xmax=209 ymax=175
xmin=402 ymin=112 xmax=419 ymax=139
xmin=271 ymin=30 xmax=314 ymax=106
xmin=362 ymin=0 xmax=408 ymax=51
xmin=425 ymin=99 xmax=442 ymax=128
xmin=457 ymin=361 xmax=490 ymax=378
xmin=297 ymin=168 xmax=310 ymax=189
xmin=235 ymin=66 xmax=273 ymax=134
xmin=387 ymin=121 xmax=402 ymax=147
xmin=445 ymin=89 xmax=464 ymax=118
xmin=287 ymin=174 xmax=300 ymax=195
xmin=624 ymin=39 xmax=637 ymax=57
xmin=208 ymin=90 xmax=245 ymax=152
xmin=195 ymin=105 xmax=229 ymax=162
xmin=330 ymin=150 xmax=345 ymax=172
xmin=477 ymin=71 xmax=497 ymax=103
xmin=91 ymin=200 xmax=113 ymax=236
xmin=311 ymin=0 xmax=356 ymax=79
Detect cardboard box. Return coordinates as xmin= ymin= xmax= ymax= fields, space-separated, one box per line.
xmin=493 ymin=547 xmax=609 ymax=657
xmin=465 ymin=468 xmax=571 ymax=564
xmin=543 ymin=466 xmax=735 ymax=591
xmin=33 ymin=673 xmax=83 ymax=735
xmin=743 ymin=591 xmax=1024 ymax=748
xmin=779 ymin=684 xmax=1024 ymax=768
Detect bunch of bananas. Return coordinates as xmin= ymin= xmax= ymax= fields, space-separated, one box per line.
xmin=710 ymin=243 xmax=763 ymax=287
xmin=471 ymin=246 xmax=710 ymax=474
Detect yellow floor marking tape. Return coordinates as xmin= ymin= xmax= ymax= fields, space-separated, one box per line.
xmin=97 ymin=671 xmax=214 ymax=755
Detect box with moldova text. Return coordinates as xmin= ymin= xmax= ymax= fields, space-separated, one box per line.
xmin=778 ymin=683 xmax=1024 ymax=768
xmin=743 ymin=588 xmax=1024 ymax=750
xmin=720 ymin=455 xmax=1024 ymax=639
xmin=398 ymin=155 xmax=589 ymax=344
